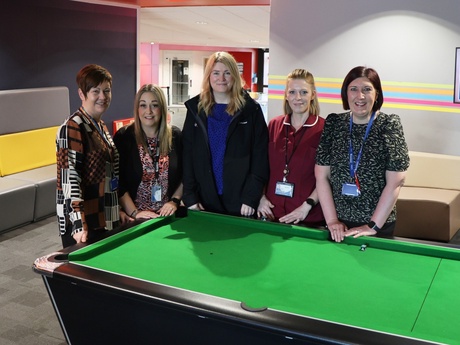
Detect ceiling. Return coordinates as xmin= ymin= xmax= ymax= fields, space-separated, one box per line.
xmin=92 ymin=0 xmax=270 ymax=49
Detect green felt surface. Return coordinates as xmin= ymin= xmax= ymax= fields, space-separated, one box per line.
xmin=69 ymin=212 xmax=460 ymax=344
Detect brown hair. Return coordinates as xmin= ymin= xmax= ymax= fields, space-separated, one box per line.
xmin=132 ymin=84 xmax=172 ymax=155
xmin=341 ymin=66 xmax=384 ymax=111
xmin=76 ymin=64 xmax=112 ymax=98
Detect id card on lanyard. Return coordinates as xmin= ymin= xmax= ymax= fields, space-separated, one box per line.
xmin=146 ymin=136 xmax=162 ymax=202
xmin=342 ymin=112 xmax=375 ymax=197
xmin=275 ymin=119 xmax=308 ymax=198
xmin=105 ymin=147 xmax=118 ymax=192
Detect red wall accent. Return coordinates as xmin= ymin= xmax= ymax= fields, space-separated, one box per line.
xmin=229 ymin=51 xmax=255 ymax=91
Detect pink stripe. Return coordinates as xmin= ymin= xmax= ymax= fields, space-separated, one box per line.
xmin=318 ymin=93 xmax=341 ymax=99
xmin=269 ymin=90 xmax=284 ymax=95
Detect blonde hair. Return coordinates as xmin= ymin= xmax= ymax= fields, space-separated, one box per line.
xmin=199 ymin=51 xmax=246 ymax=116
xmin=132 ymin=84 xmax=172 ymax=155
xmin=283 ymin=69 xmax=320 ymax=116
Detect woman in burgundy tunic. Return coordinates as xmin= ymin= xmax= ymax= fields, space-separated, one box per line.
xmin=258 ymin=69 xmax=325 ymax=227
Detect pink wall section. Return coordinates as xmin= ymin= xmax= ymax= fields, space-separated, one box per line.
xmin=140 ymin=43 xmax=258 ymax=91
xmin=140 ymin=43 xmax=160 ymax=86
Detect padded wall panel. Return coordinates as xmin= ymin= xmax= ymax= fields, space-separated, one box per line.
xmin=0 ymin=127 xmax=58 ymax=176
xmin=0 ymin=87 xmax=69 ymax=135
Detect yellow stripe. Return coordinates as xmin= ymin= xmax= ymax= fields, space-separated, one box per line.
xmin=317 ymin=98 xmax=342 ymax=105
xmin=315 ymin=77 xmax=344 ymax=83
xmin=269 ymin=79 xmax=286 ymax=85
xmin=316 ymin=82 xmax=342 ymax=88
xmin=382 ymin=86 xmax=452 ymax=95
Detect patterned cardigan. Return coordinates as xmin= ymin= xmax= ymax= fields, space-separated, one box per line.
xmin=56 ymin=108 xmax=120 ymax=237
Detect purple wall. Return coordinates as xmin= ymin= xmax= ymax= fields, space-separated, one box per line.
xmin=0 ymin=0 xmax=137 ymax=133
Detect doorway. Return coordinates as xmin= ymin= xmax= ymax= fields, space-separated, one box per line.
xmin=171 ymin=59 xmax=189 ymax=105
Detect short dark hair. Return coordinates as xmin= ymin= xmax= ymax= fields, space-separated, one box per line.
xmin=76 ymin=64 xmax=112 ymax=98
xmin=341 ymin=66 xmax=383 ymax=111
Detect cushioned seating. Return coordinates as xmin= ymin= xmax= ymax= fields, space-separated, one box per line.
xmin=0 ymin=87 xmax=69 ymax=234
xmin=394 ymin=151 xmax=460 ymax=242
xmin=0 ymin=178 xmax=36 ymax=233
xmin=9 ymin=165 xmax=57 ymax=221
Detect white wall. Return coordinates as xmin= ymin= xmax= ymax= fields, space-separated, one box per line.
xmin=268 ymin=0 xmax=460 ymax=156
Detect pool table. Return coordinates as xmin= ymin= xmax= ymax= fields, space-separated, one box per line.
xmin=33 ymin=211 xmax=460 ymax=345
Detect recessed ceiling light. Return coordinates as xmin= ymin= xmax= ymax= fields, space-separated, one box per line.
xmin=196 ymin=21 xmax=208 ymax=25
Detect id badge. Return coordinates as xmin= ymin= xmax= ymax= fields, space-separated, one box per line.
xmin=342 ymin=183 xmax=360 ymax=197
xmin=151 ymin=184 xmax=162 ymax=202
xmin=110 ymin=177 xmax=119 ymax=191
xmin=275 ymin=181 xmax=294 ymax=198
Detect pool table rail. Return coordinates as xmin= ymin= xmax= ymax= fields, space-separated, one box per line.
xmin=37 ymin=251 xmax=443 ymax=345
xmin=32 ymin=211 xmax=458 ymax=345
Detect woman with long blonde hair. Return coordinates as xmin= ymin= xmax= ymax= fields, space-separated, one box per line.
xmin=182 ymin=51 xmax=269 ymax=217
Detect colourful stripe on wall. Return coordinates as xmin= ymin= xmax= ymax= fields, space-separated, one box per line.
xmin=268 ymin=75 xmax=460 ymax=113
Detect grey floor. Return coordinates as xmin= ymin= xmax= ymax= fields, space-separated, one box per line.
xmin=1 ymin=215 xmax=460 ymax=345
xmin=0 ymin=216 xmax=66 ymax=345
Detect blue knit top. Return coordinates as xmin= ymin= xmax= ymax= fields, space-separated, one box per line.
xmin=208 ymin=104 xmax=232 ymax=195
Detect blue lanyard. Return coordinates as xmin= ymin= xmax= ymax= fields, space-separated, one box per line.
xmin=80 ymin=107 xmax=115 ymax=166
xmin=349 ymin=111 xmax=375 ymax=179
xmin=81 ymin=107 xmax=108 ymax=143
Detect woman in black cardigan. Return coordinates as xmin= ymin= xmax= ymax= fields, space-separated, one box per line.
xmin=114 ymin=84 xmax=183 ymax=220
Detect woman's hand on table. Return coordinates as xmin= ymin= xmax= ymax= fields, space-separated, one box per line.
xmin=119 ymin=210 xmax=132 ymax=224
xmin=345 ymin=225 xmax=377 ymax=238
xmin=257 ymin=195 xmax=275 ymax=221
xmin=241 ymin=204 xmax=255 ymax=217
xmin=279 ymin=202 xmax=311 ymax=224
xmin=73 ymin=229 xmax=88 ymax=243
xmin=134 ymin=210 xmax=159 ymax=220
xmin=327 ymin=220 xmax=348 ymax=242
xmin=158 ymin=201 xmax=178 ymax=217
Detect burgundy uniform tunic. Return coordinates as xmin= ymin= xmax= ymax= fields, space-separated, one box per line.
xmin=266 ymin=114 xmax=325 ymax=226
